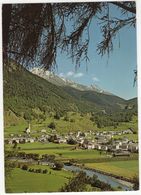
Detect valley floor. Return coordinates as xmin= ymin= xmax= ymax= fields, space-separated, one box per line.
xmin=5 ymin=142 xmax=139 ymax=192
xmin=4 ymin=115 xmax=139 ymax=192
xmin=6 ymin=166 xmax=73 ymax=193
xmin=85 ymin=160 xmax=138 ymax=180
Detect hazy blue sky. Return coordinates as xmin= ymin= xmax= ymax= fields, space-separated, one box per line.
xmin=55 ymin=5 xmax=137 ymax=100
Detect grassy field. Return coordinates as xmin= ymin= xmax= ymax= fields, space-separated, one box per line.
xmin=113 ymin=134 xmax=138 ymax=141
xmin=4 ymin=123 xmax=28 ymax=137
xmin=6 ymin=165 xmax=73 ymax=193
xmin=85 ymin=160 xmax=139 ymax=179
xmin=22 ymin=148 xmax=107 ymax=161
xmin=4 ymin=112 xmax=138 ymax=136
xmin=16 ymin=143 xmax=107 ymax=161
xmin=6 ymin=159 xmax=138 ymax=193
xmin=4 ymin=112 xmax=95 ymax=135
xmin=17 ymin=142 xmax=74 ymax=150
xmin=7 ymin=142 xmax=138 ymax=163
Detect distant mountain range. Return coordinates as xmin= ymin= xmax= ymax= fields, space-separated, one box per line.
xmin=31 ymin=68 xmax=113 ymax=95
xmin=3 ymin=61 xmax=137 ymax=122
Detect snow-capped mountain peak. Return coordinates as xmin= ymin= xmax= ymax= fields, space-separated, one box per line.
xmin=30 ymin=68 xmax=112 ymax=95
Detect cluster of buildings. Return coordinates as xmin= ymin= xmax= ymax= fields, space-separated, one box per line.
xmin=81 ymin=136 xmax=138 ymax=154
xmin=5 ymin=125 xmax=138 ymax=155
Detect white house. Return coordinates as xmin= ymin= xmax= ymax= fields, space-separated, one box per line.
xmin=120 ymin=143 xmax=129 ymax=151
xmin=128 ymin=143 xmax=138 ymax=152
xmin=112 ymin=144 xmax=120 ymax=150
xmin=95 ymin=144 xmax=102 ymax=150
xmin=101 ymin=145 xmax=108 ymax=151
xmin=84 ymin=143 xmax=95 ymax=149
xmin=122 ymin=129 xmax=133 ymax=134
xmin=25 ymin=124 xmax=31 ymax=134
xmin=28 ymin=138 xmax=35 ymax=143
xmin=41 ymin=129 xmax=46 ymax=133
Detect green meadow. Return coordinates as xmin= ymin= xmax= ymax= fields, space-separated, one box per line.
xmin=14 ymin=142 xmax=107 ymax=160
xmin=85 ymin=160 xmax=139 ymax=179
xmin=113 ymin=134 xmax=138 ymax=142
xmin=6 ymin=165 xmax=73 ymax=193
xmin=17 ymin=142 xmax=74 ymax=150
xmin=7 ymin=142 xmax=138 ymax=164
xmin=4 ymin=112 xmax=138 ymax=136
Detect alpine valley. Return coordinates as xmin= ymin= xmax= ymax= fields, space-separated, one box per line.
xmin=4 ymin=61 xmax=139 ymax=193
xmin=4 ymin=61 xmax=137 ymax=127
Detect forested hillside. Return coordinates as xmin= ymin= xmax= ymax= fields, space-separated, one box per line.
xmin=3 ymin=61 xmax=137 ymax=125
xmin=3 ymin=62 xmax=97 ymax=120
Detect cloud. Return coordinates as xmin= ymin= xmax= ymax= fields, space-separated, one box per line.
xmin=74 ymin=72 xmax=84 ymax=78
xmin=92 ymin=76 xmax=99 ymax=82
xmin=58 ymin=71 xmax=84 ymax=79
xmin=67 ymin=71 xmax=74 ymax=76
xmin=59 ymin=72 xmax=64 ymax=77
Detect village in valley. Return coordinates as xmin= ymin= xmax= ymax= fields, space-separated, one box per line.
xmin=5 ymin=123 xmax=138 ymax=156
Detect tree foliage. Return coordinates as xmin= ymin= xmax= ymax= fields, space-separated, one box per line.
xmin=48 ymin=122 xmax=56 ymax=130
xmin=2 ymin=2 xmax=136 ymax=70
xmin=54 ymin=161 xmax=64 ymax=170
xmin=132 ymin=175 xmax=139 ymax=190
xmin=90 ymin=109 xmax=136 ymax=128
xmin=61 ymin=171 xmax=88 ymax=192
xmin=21 ymin=164 xmax=28 ymax=171
xmin=61 ymin=171 xmax=113 ymax=192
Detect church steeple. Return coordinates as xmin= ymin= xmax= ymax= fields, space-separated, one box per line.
xmin=28 ymin=123 xmax=31 ymax=131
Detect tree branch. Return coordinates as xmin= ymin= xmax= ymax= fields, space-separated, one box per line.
xmin=111 ymin=2 xmax=136 ymax=14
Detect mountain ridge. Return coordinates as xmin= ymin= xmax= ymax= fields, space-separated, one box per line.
xmin=31 ymin=67 xmax=113 ymax=96
xmin=3 ymin=61 xmax=137 ymax=122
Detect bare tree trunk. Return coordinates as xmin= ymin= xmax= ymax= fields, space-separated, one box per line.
xmin=2 ymin=4 xmax=12 ymax=60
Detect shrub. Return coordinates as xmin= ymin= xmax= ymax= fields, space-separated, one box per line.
xmin=54 ymin=161 xmax=64 ymax=170
xmin=21 ymin=164 xmax=28 ymax=171
xmin=17 ymin=163 xmax=21 ymax=168
xmin=35 ymin=169 xmax=42 ymax=173
xmin=38 ymin=169 xmax=42 ymax=173
xmin=54 ymin=112 xmax=61 ymax=120
xmin=24 ymin=112 xmax=32 ymax=121
xmin=70 ymin=119 xmax=75 ymax=122
xmin=10 ymin=162 xmax=17 ymax=168
xmin=133 ymin=175 xmax=139 ymax=190
xmin=28 ymin=168 xmax=32 ymax=172
xmin=43 ymin=169 xmax=48 ymax=174
xmin=90 ymin=117 xmax=95 ymax=122
xmin=48 ymin=122 xmax=55 ymax=129
xmin=64 ymin=116 xmax=69 ymax=121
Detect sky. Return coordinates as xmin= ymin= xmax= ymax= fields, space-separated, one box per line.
xmin=54 ymin=4 xmax=137 ymax=100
